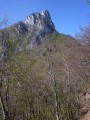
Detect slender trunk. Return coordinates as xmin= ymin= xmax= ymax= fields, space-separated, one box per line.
xmin=0 ymin=80 xmax=9 ymax=120
xmin=50 ymin=68 xmax=61 ymax=120
xmin=0 ymin=95 xmax=6 ymax=120
xmin=0 ymin=94 xmax=9 ymax=120
xmin=6 ymin=78 xmax=10 ymax=119
xmin=0 ymin=80 xmax=6 ymax=120
xmin=54 ymin=92 xmax=59 ymax=120
xmin=62 ymin=54 xmax=70 ymax=86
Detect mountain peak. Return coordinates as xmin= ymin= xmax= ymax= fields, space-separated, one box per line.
xmin=24 ymin=10 xmax=55 ymax=31
xmin=41 ymin=9 xmax=51 ymax=18
xmin=0 ymin=10 xmax=56 ymax=57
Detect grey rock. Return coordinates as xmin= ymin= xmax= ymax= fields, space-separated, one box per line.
xmin=24 ymin=9 xmax=55 ymax=33
xmin=0 ymin=10 xmax=55 ymax=60
xmin=23 ymin=9 xmax=55 ymax=48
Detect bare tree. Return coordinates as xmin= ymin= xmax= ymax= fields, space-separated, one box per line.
xmin=76 ymin=25 xmax=90 ymax=46
xmin=0 ymin=14 xmax=9 ymax=120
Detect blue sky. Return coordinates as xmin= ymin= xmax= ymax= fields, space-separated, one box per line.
xmin=0 ymin=0 xmax=90 ymax=36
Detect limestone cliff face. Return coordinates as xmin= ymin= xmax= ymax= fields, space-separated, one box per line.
xmin=0 ymin=10 xmax=55 ymax=59
xmin=24 ymin=10 xmax=55 ymax=32
xmin=24 ymin=9 xmax=55 ymax=47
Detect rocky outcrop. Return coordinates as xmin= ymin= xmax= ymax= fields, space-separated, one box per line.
xmin=24 ymin=10 xmax=55 ymax=32
xmin=24 ymin=9 xmax=55 ymax=47
xmin=0 ymin=10 xmax=55 ymax=59
xmin=77 ymin=89 xmax=90 ymax=120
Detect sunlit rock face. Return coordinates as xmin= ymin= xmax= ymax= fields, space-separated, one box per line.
xmin=23 ymin=9 xmax=55 ymax=47
xmin=24 ymin=9 xmax=55 ymax=33
xmin=0 ymin=10 xmax=55 ymax=59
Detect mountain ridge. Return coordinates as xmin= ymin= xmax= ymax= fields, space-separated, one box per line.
xmin=0 ymin=9 xmax=56 ymax=59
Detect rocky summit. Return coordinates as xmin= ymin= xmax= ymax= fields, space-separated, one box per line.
xmin=0 ymin=10 xmax=55 ymax=59
xmin=23 ymin=9 xmax=55 ymax=47
xmin=24 ymin=10 xmax=55 ymax=32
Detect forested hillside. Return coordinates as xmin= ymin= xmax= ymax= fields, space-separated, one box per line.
xmin=0 ymin=10 xmax=90 ymax=120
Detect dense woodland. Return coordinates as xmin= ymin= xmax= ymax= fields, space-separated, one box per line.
xmin=0 ymin=16 xmax=90 ymax=120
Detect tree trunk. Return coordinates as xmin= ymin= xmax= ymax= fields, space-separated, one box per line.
xmin=0 ymin=95 xmax=6 ymax=120
xmin=0 ymin=84 xmax=9 ymax=120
